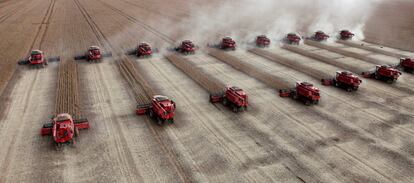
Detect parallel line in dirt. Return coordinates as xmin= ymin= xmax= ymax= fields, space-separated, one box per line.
xmin=74 ymin=0 xmax=191 ymax=181
xmin=146 ymin=59 xmax=261 ymax=181
xmin=337 ymin=40 xmax=408 ymax=58
xmin=164 ymin=54 xmax=225 ymax=94
xmin=0 ymin=70 xmax=41 ymax=182
xmin=208 ymin=51 xmax=408 ymax=181
xmin=193 ymin=55 xmax=366 ymax=182
xmin=304 ymin=40 xmax=394 ymax=65
xmin=283 ymin=45 xmax=414 ymax=98
xmin=96 ymin=0 xmax=176 ymax=44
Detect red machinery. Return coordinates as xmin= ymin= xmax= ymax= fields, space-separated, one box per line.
xmin=362 ymin=65 xmax=402 ymax=83
xmin=18 ymin=50 xmax=60 ymax=68
xmin=174 ymin=40 xmax=197 ymax=55
xmin=126 ymin=42 xmax=157 ymax=58
xmin=321 ymin=71 xmax=362 ymax=92
xmin=220 ymin=37 xmax=237 ymax=50
xmin=279 ymin=82 xmax=320 ymax=106
xmin=74 ymin=46 xmax=112 ymax=62
xmin=398 ymin=58 xmax=414 ymax=73
xmin=256 ymin=35 xmax=271 ymax=48
xmin=285 ymin=33 xmax=301 ymax=45
xmin=311 ymin=31 xmax=330 ymax=42
xmin=136 ymin=95 xmax=176 ymax=125
xmin=41 ymin=113 xmax=89 ymax=150
xmin=210 ymin=86 xmax=248 ymax=112
xmin=339 ymin=30 xmax=355 ymax=40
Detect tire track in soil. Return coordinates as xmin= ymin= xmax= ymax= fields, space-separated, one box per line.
xmin=0 ymin=0 xmax=59 ymax=181
xmin=168 ymin=55 xmax=351 ymax=182
xmin=144 ymin=59 xmax=260 ymax=181
xmin=72 ymin=0 xmax=147 ymax=182
xmin=230 ymin=52 xmax=414 ymax=180
xmin=118 ymin=59 xmax=191 ymax=182
xmin=207 ymin=51 xmax=414 ymax=181
xmin=74 ymin=0 xmax=191 ymax=181
xmin=0 ymin=0 xmax=27 ymax=24
xmin=248 ymin=49 xmax=414 ymax=134
xmin=189 ymin=55 xmax=376 ymax=182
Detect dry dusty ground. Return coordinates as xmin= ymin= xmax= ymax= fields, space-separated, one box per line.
xmin=0 ymin=0 xmax=413 ymax=182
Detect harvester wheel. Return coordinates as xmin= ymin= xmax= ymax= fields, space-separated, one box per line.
xmin=149 ymin=109 xmax=154 ymax=119
xmin=346 ymin=87 xmax=352 ymax=92
xmin=291 ymin=92 xmax=298 ymax=100
xmin=74 ymin=127 xmax=79 ymax=137
xmin=71 ymin=138 xmax=76 ymax=147
xmin=222 ymin=98 xmax=228 ymax=106
xmin=232 ymin=106 xmax=238 ymax=113
xmin=304 ymin=100 xmax=311 ymax=106
xmin=374 ymin=74 xmax=380 ymax=80
xmin=157 ymin=117 xmax=163 ymax=125
xmin=168 ymin=119 xmax=174 ymax=124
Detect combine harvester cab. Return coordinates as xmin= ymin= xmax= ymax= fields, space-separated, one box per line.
xmin=74 ymin=46 xmax=112 ymax=63
xmin=41 ymin=113 xmax=89 ymax=150
xmin=321 ymin=71 xmax=362 ymax=92
xmin=126 ymin=42 xmax=158 ymax=58
xmin=399 ymin=58 xmax=414 ymax=73
xmin=339 ymin=30 xmax=355 ymax=40
xmin=136 ymin=95 xmax=176 ymax=125
xmin=285 ymin=33 xmax=301 ymax=45
xmin=174 ymin=40 xmax=198 ymax=55
xmin=208 ymin=37 xmax=237 ymax=51
xmin=362 ymin=65 xmax=402 ymax=83
xmin=256 ymin=35 xmax=271 ymax=48
xmin=311 ymin=31 xmax=330 ymax=42
xmin=210 ymin=86 xmax=248 ymax=112
xmin=279 ymin=82 xmax=320 ymax=106
xmin=18 ymin=50 xmax=60 ymax=68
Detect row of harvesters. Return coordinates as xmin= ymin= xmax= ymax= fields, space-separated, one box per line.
xmin=284 ymin=30 xmax=355 ymax=45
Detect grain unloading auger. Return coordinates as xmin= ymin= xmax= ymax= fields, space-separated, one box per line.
xmin=41 ymin=113 xmax=89 ymax=150
xmin=74 ymin=46 xmax=112 ymax=62
xmin=18 ymin=50 xmax=60 ymax=68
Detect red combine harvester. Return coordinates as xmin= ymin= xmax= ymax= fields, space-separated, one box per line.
xmin=126 ymin=42 xmax=157 ymax=58
xmin=208 ymin=37 xmax=236 ymax=50
xmin=136 ymin=95 xmax=176 ymax=125
xmin=311 ymin=31 xmax=330 ymax=42
xmin=74 ymin=46 xmax=112 ymax=62
xmin=41 ymin=113 xmax=89 ymax=150
xmin=256 ymin=35 xmax=271 ymax=48
xmin=210 ymin=86 xmax=248 ymax=112
xmin=17 ymin=50 xmax=60 ymax=68
xmin=285 ymin=33 xmax=301 ymax=45
xmin=174 ymin=40 xmax=198 ymax=55
xmin=398 ymin=58 xmax=414 ymax=73
xmin=362 ymin=65 xmax=402 ymax=83
xmin=339 ymin=30 xmax=355 ymax=40
xmin=279 ymin=82 xmax=320 ymax=106
xmin=321 ymin=71 xmax=362 ymax=92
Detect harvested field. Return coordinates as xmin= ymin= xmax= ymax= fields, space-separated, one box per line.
xmin=0 ymin=0 xmax=413 ymax=182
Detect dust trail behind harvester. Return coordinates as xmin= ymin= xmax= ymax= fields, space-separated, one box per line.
xmin=160 ymin=0 xmax=383 ymax=46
